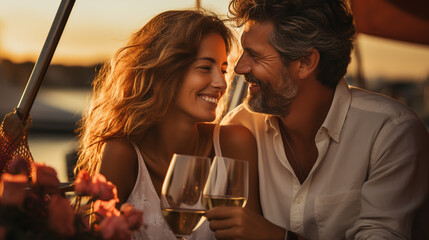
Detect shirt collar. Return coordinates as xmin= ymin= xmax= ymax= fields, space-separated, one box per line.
xmin=265 ymin=115 xmax=277 ymax=133
xmin=263 ymin=78 xmax=351 ymax=142
xmin=321 ymin=78 xmax=351 ymax=142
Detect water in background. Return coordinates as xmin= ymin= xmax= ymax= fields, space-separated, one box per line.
xmin=29 ymin=132 xmax=77 ymax=182
xmin=0 ymin=85 xmax=89 ymax=182
xmin=27 ymin=88 xmax=89 ymax=182
xmin=0 ymin=59 xmax=96 ymax=182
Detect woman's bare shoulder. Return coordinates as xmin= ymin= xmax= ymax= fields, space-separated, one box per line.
xmin=100 ymin=139 xmax=138 ymax=173
xmin=199 ymin=123 xmax=255 ymax=145
xmin=218 ymin=124 xmax=257 ymax=161
xmin=102 ymin=139 xmax=136 ymax=159
xmin=220 ymin=124 xmax=255 ymax=144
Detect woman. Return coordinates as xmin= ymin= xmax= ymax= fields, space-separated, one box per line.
xmin=74 ymin=9 xmax=261 ymax=239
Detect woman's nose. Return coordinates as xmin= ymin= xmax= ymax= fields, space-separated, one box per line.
xmin=212 ymin=71 xmax=227 ymax=90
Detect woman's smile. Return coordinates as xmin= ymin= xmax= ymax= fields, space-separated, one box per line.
xmin=198 ymin=94 xmax=220 ymax=105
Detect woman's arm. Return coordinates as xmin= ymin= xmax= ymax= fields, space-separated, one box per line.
xmin=98 ymin=139 xmax=138 ymax=206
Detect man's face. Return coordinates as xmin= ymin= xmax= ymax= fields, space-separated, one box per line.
xmin=235 ymin=21 xmax=298 ymax=117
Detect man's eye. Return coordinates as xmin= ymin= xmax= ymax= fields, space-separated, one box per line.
xmin=251 ymin=53 xmax=260 ymax=61
xmin=245 ymin=52 xmax=258 ymax=62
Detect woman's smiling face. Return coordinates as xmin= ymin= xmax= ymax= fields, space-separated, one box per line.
xmin=175 ymin=32 xmax=228 ymax=122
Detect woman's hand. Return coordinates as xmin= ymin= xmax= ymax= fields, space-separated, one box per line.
xmin=205 ymin=206 xmax=286 ymax=240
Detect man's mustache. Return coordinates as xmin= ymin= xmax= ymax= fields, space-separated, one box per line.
xmin=244 ymin=74 xmax=261 ymax=85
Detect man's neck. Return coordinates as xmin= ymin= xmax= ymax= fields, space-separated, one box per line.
xmin=277 ymin=79 xmax=335 ymax=183
xmin=280 ymin=79 xmax=335 ymax=142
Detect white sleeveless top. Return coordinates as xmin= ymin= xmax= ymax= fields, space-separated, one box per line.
xmin=127 ymin=125 xmax=222 ymax=240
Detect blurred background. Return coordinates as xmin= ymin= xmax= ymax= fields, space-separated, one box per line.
xmin=1 ymin=0 xmax=428 ymax=182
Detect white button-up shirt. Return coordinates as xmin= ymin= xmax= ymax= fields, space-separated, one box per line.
xmin=221 ymin=79 xmax=429 ymax=239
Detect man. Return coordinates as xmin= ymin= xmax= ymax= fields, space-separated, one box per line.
xmin=205 ymin=0 xmax=429 ymax=239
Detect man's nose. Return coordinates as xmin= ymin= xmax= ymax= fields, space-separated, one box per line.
xmin=234 ymin=54 xmax=251 ymax=75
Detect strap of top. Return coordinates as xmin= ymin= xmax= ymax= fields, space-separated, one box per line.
xmin=213 ymin=124 xmax=222 ymax=157
xmin=131 ymin=142 xmax=140 ymax=157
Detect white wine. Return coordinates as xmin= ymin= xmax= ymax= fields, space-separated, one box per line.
xmin=161 ymin=208 xmax=206 ymax=237
xmin=203 ymin=195 xmax=247 ymax=209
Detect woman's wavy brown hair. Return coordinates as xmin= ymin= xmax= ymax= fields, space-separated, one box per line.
xmin=75 ymin=9 xmax=234 ymax=176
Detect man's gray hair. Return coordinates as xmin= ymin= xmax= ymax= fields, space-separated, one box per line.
xmin=229 ymin=0 xmax=356 ymax=88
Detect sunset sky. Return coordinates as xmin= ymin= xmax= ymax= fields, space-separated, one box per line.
xmin=1 ymin=0 xmax=429 ymax=81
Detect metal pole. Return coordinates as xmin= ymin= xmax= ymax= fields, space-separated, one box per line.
xmin=17 ymin=0 xmax=76 ymax=121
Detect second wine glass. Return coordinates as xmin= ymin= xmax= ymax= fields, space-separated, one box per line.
xmin=203 ymin=156 xmax=249 ymax=209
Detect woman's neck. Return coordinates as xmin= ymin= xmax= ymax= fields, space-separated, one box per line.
xmin=140 ymin=117 xmax=200 ymax=165
xmin=138 ymin=114 xmax=203 ymax=198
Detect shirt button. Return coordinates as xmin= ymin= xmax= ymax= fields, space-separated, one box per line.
xmin=295 ymin=197 xmax=302 ymax=204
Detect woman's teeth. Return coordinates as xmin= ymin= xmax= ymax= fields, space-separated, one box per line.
xmin=200 ymin=95 xmax=218 ymax=104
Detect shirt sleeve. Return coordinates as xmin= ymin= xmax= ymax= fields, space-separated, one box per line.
xmin=346 ymin=116 xmax=429 ymax=239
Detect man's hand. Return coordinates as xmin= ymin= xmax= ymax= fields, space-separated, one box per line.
xmin=205 ymin=207 xmax=286 ymax=240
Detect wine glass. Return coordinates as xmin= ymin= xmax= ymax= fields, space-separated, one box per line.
xmin=160 ymin=154 xmax=211 ymax=240
xmin=203 ymin=156 xmax=249 ymax=209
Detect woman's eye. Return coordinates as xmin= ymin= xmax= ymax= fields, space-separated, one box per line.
xmin=198 ymin=66 xmax=211 ymax=71
xmin=221 ymin=69 xmax=227 ymax=74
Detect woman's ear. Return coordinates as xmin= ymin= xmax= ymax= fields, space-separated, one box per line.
xmin=297 ymin=48 xmax=320 ymax=79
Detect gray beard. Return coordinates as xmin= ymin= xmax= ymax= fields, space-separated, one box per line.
xmin=244 ymin=76 xmax=298 ymax=117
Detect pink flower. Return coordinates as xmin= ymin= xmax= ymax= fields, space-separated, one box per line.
xmin=91 ymin=173 xmax=117 ymax=201
xmin=48 ymin=195 xmax=76 ymax=237
xmin=75 ymin=171 xmax=118 ymax=201
xmin=0 ymin=173 xmax=28 ymax=206
xmin=93 ymin=198 xmax=120 ymax=218
xmin=31 ymin=162 xmax=60 ymax=188
xmin=99 ymin=215 xmax=131 ymax=240
xmin=120 ymin=203 xmax=143 ymax=230
xmin=74 ymin=169 xmax=92 ymax=195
